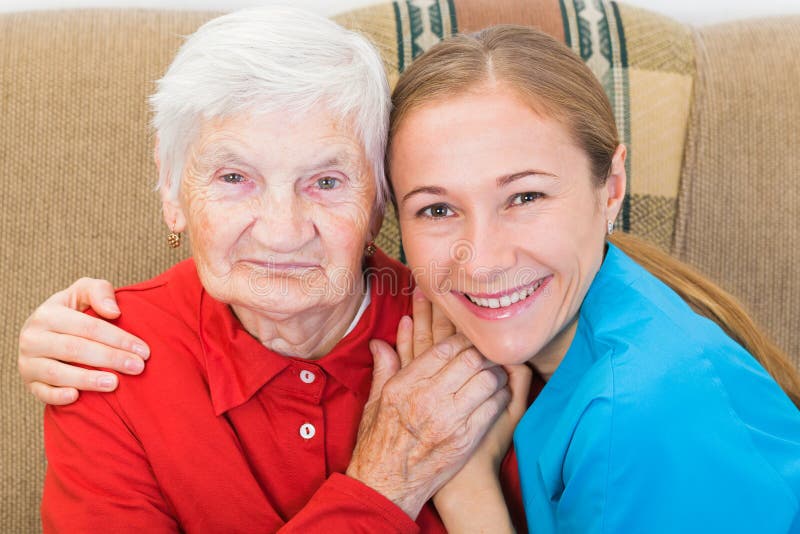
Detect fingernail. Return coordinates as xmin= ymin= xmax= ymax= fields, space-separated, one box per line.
xmin=62 ymin=390 xmax=78 ymax=402
xmin=103 ymin=298 xmax=120 ymax=314
xmin=98 ymin=375 xmax=116 ymax=389
xmin=413 ymin=288 xmax=426 ymax=301
xmin=124 ymin=358 xmax=144 ymax=373
xmin=132 ymin=343 xmax=150 ymax=359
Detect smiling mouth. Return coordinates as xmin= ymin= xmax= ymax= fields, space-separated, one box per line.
xmin=463 ymin=278 xmax=548 ymax=309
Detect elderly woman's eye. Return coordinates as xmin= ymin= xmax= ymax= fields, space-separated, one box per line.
xmin=510 ymin=192 xmax=544 ymax=205
xmin=316 ymin=176 xmax=340 ymax=190
xmin=419 ymin=203 xmax=454 ymax=218
xmin=221 ymin=173 xmax=245 ymax=184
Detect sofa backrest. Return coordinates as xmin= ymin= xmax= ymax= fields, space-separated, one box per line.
xmin=1 ymin=1 xmax=798 ymax=531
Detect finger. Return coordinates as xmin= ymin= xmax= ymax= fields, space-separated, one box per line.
xmin=412 ymin=288 xmax=434 ymax=357
xmin=431 ymin=302 xmax=456 ymax=344
xmin=26 ymin=306 xmax=149 ymax=360
xmin=401 ymin=333 xmax=474 ymax=380
xmin=20 ymin=357 xmax=120 ymax=392
xmin=504 ymin=364 xmax=533 ymax=420
xmin=28 ymin=382 xmax=80 ymax=406
xmin=367 ymin=339 xmax=401 ymax=404
xmin=395 ymin=316 xmax=414 ymax=368
xmin=432 ymin=346 xmax=497 ymax=394
xmin=452 ymin=365 xmax=509 ymax=415
xmin=61 ymin=278 xmax=122 ymax=319
xmin=20 ymin=330 xmax=146 ymax=375
xmin=465 ymin=385 xmax=512 ymax=441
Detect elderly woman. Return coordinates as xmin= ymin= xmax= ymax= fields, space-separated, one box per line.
xmin=20 ymin=15 xmax=800 ymax=534
xmin=30 ymin=8 xmax=526 ymax=533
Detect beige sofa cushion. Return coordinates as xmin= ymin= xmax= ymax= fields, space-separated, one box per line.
xmin=674 ymin=17 xmax=800 ymax=365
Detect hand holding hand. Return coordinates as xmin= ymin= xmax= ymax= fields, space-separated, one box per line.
xmin=346 ymin=291 xmax=510 ymax=519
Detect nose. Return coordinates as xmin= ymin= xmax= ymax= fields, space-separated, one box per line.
xmin=250 ymin=186 xmax=316 ymax=254
xmin=456 ymin=216 xmax=517 ymax=287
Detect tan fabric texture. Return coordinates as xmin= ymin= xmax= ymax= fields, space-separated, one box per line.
xmin=674 ymin=17 xmax=800 ymax=368
xmin=452 ymin=0 xmax=565 ymax=40
xmin=0 ymin=10 xmax=215 ymax=531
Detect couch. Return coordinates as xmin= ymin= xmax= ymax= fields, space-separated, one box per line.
xmin=2 ymin=0 xmax=798 ymax=530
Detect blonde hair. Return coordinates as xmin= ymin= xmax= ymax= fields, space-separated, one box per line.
xmin=388 ymin=25 xmax=800 ymax=407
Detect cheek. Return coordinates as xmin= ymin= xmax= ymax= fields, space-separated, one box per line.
xmin=318 ymin=203 xmax=372 ymax=262
xmin=185 ymin=200 xmax=250 ymax=267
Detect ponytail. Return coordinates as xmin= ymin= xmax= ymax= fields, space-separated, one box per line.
xmin=610 ymin=232 xmax=800 ymax=408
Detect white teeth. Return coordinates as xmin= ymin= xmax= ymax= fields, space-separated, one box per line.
xmin=465 ymin=279 xmax=545 ymax=309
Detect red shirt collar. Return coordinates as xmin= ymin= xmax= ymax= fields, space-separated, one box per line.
xmin=198 ymin=249 xmax=413 ymax=415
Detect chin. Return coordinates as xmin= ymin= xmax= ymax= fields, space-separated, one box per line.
xmin=469 ymin=328 xmax=540 ymax=366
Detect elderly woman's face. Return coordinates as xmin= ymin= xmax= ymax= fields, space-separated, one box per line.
xmin=390 ymin=87 xmax=625 ymax=367
xmin=163 ymin=109 xmax=376 ymax=319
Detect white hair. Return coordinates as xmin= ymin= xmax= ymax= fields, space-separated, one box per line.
xmin=150 ymin=6 xmax=391 ymax=211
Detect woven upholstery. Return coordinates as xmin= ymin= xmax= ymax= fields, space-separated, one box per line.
xmin=673 ymin=17 xmax=800 ymax=365
xmin=1 ymin=2 xmax=797 ymax=531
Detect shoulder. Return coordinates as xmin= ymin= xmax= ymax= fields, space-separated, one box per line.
xmin=107 ymin=259 xmax=202 ymax=337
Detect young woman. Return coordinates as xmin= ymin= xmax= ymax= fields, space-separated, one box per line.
xmin=384 ymin=25 xmax=800 ymax=532
xmin=19 ymin=24 xmax=800 ymax=533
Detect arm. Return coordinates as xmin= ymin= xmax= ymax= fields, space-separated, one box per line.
xmin=407 ymin=293 xmax=528 ymax=533
xmin=42 ymin=393 xmax=178 ymax=533
xmin=18 ymin=278 xmax=151 ymax=404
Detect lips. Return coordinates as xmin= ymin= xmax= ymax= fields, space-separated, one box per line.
xmin=463 ymin=277 xmax=547 ymax=309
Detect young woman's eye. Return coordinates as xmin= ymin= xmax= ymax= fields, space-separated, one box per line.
xmin=316 ymin=176 xmax=340 ymax=190
xmin=221 ymin=173 xmax=245 ymax=184
xmin=419 ymin=203 xmax=454 ymax=218
xmin=510 ymin=191 xmax=543 ymax=206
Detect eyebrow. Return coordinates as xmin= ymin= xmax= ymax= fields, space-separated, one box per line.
xmin=496 ymin=170 xmax=559 ymax=187
xmin=194 ymin=146 xmax=358 ymax=175
xmin=401 ymin=170 xmax=558 ymax=204
xmin=194 ymin=147 xmax=252 ymax=172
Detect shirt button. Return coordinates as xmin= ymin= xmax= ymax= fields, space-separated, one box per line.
xmin=299 ymin=423 xmax=316 ymax=440
xmin=299 ymin=369 xmax=316 ymax=384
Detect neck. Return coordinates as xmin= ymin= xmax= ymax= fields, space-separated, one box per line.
xmin=528 ymin=315 xmax=579 ymax=381
xmin=231 ymin=277 xmax=367 ymax=359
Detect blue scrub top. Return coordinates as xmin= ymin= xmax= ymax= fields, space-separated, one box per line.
xmin=514 ymin=243 xmax=800 ymax=533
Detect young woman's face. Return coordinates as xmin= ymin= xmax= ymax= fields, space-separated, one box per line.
xmin=390 ymin=86 xmax=625 ymax=367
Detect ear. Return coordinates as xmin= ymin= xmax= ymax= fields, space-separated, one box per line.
xmin=603 ymin=144 xmax=627 ymax=225
xmin=154 ymin=137 xmax=187 ymax=233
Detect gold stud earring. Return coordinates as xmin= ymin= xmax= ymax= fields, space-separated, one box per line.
xmin=364 ymin=241 xmax=377 ymax=257
xmin=167 ymin=224 xmax=182 ymax=248
xmin=607 ymin=220 xmax=615 ymax=235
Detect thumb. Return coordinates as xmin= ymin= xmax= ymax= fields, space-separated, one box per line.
xmin=367 ymin=339 xmax=401 ymax=403
xmin=65 ymin=278 xmax=120 ymax=319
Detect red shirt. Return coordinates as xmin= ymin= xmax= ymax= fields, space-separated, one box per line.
xmin=42 ymin=249 xmax=541 ymax=533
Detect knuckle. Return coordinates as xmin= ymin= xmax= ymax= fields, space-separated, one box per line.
xmin=459 ymin=348 xmax=484 ymax=371
xmin=75 ymin=277 xmax=96 ymax=287
xmin=431 ymin=341 xmax=456 ymax=361
xmin=380 ymin=379 xmax=403 ymax=403
xmin=45 ymin=361 xmax=61 ymax=382
xmin=81 ymin=319 xmax=100 ymax=340
xmin=17 ymin=353 xmax=29 ymax=375
xmin=17 ymin=328 xmax=36 ymax=354
xmin=477 ymin=369 xmax=500 ymax=391
xmin=63 ymin=338 xmax=82 ymax=360
xmin=414 ymin=332 xmax=433 ymax=347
